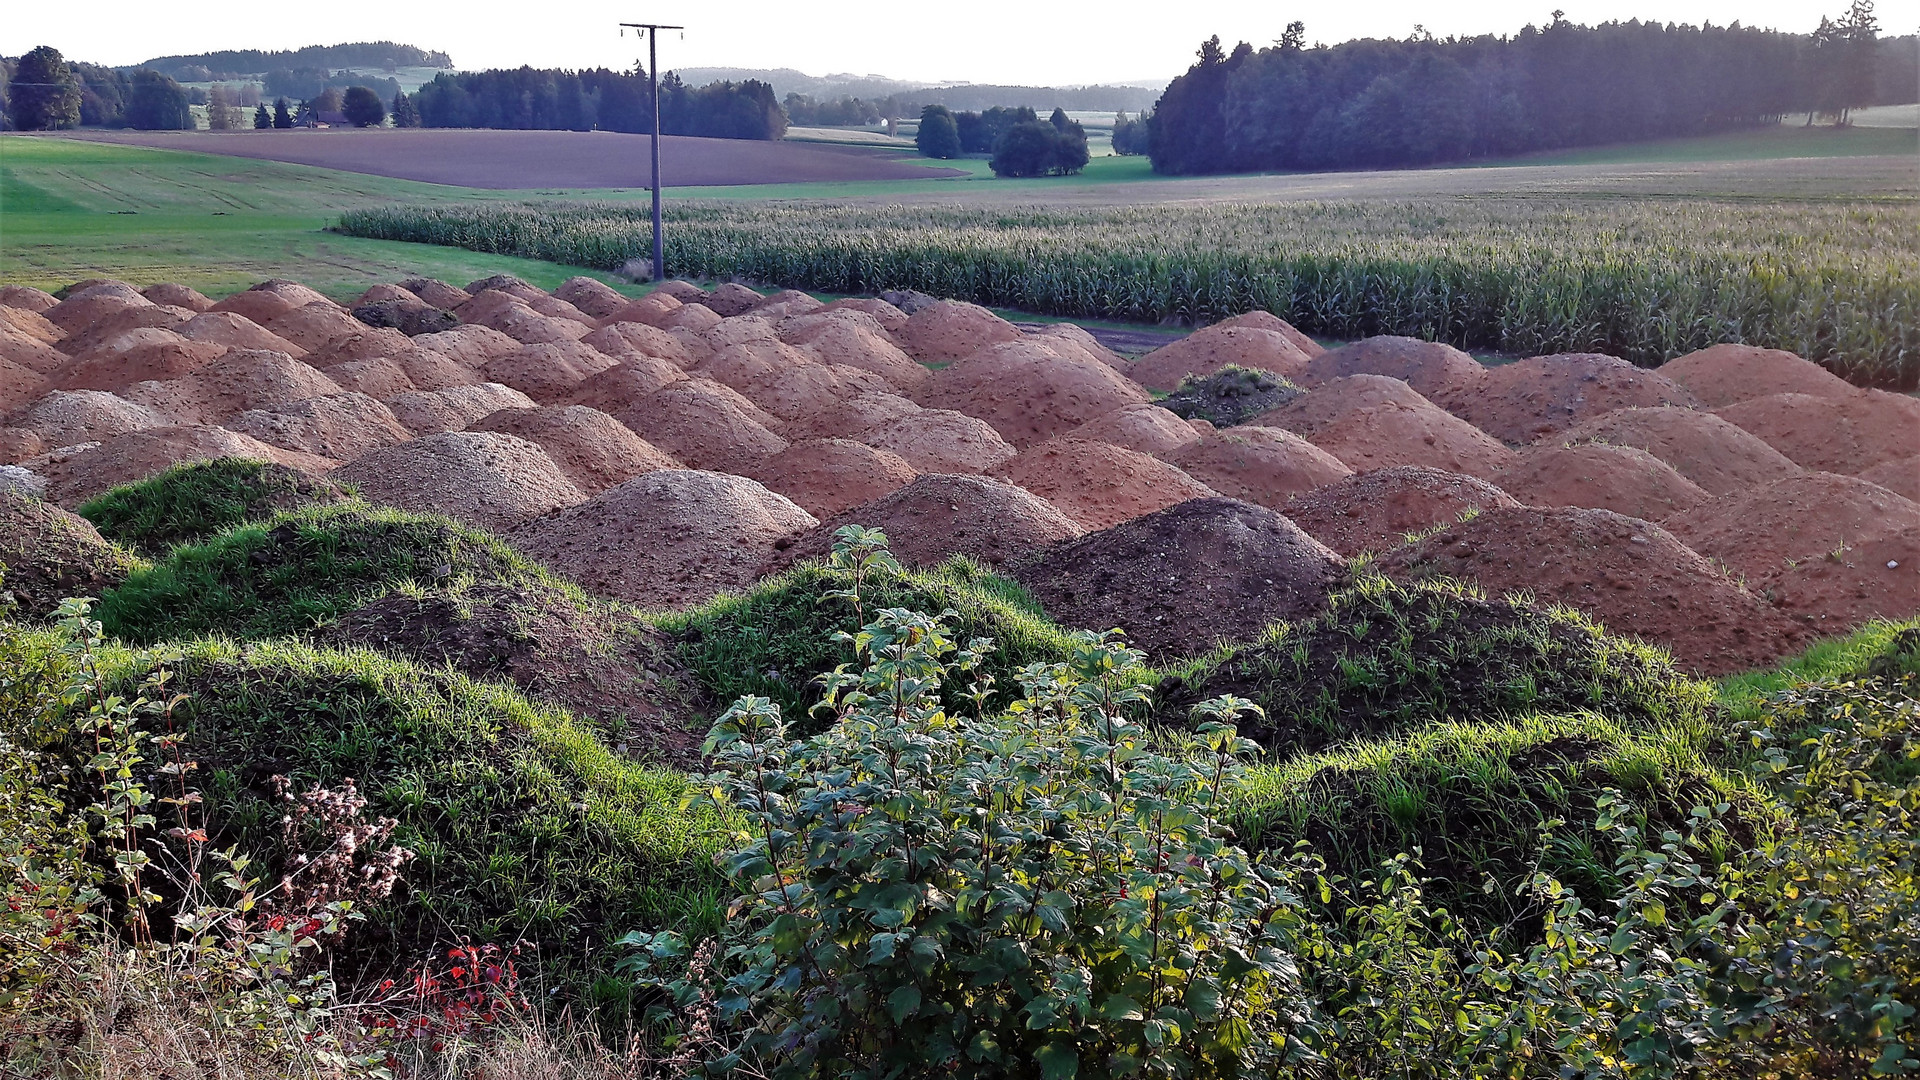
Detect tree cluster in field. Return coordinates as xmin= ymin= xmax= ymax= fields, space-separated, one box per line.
xmin=916 ymin=105 xmax=1092 ymax=176
xmin=261 ymin=68 xmax=402 ymax=108
xmin=1148 ymin=5 xmax=1908 ymax=175
xmin=783 ymin=92 xmax=882 ymax=127
xmin=136 ymin=41 xmax=451 ymax=83
xmin=409 ymin=68 xmax=786 ymax=140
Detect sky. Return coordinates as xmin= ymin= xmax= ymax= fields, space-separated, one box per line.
xmin=5 ymin=0 xmax=1917 ymax=88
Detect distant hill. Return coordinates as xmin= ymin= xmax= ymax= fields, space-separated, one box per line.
xmin=136 ymin=42 xmax=452 ymax=81
xmin=672 ymin=67 xmax=1162 ymax=113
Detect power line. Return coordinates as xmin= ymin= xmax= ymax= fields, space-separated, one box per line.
xmin=619 ymin=21 xmax=684 ymax=284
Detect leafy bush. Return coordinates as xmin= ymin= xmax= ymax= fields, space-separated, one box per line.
xmin=78 ymin=457 xmax=344 ymax=556
xmin=915 ymin=104 xmax=961 ymax=159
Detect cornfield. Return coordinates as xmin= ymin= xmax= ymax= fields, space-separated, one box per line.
xmin=336 ymin=197 xmax=1920 ymax=386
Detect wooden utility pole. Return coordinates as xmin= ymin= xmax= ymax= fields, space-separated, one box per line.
xmin=620 ymin=21 xmax=684 ymax=281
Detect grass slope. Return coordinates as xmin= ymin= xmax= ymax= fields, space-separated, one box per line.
xmin=79 ymin=458 xmax=347 ymax=557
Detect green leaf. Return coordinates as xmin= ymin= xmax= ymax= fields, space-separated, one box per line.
xmin=1036 ymin=1042 xmax=1079 ymax=1080
xmin=888 ymin=984 xmax=922 ymax=1022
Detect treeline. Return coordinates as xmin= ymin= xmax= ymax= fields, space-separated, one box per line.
xmin=138 ymin=42 xmax=451 ymax=82
xmin=1149 ymin=8 xmax=1906 ymax=174
xmin=3 ymin=48 xmax=196 ymax=130
xmin=917 ymin=106 xmax=1091 ymax=177
xmin=783 ymin=93 xmax=882 ymax=127
xmin=411 ymin=68 xmax=785 ymax=140
xmin=263 ymin=69 xmax=402 ymax=106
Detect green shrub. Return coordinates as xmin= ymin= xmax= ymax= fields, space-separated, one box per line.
xmin=79 ymin=458 xmax=345 ymax=557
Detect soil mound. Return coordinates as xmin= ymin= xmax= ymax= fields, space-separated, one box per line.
xmin=659 ymin=304 xmax=723 ymax=334
xmin=1063 ymin=403 xmax=1201 ymax=455
xmin=1022 ymin=323 xmax=1129 ymax=370
xmin=456 ymin=294 xmax=590 ymax=345
xmin=356 ymin=284 xmax=422 ymax=306
xmin=1262 ymin=375 xmax=1517 ymax=479
xmin=385 ymin=383 xmax=537 ymax=436
xmin=0 ymin=306 xmax=65 ymax=347
xmin=57 ymin=306 xmax=190 ymax=357
xmin=509 ymin=470 xmax=817 ymax=608
xmin=208 ymin=289 xmax=298 ymax=326
xmin=819 ymin=296 xmax=908 ymax=332
xmin=478 ymin=341 xmax=620 ymax=403
xmin=1496 ymin=443 xmax=1711 ymax=520
xmin=768 ymin=472 xmax=1082 ymax=573
xmin=1666 ymin=472 xmax=1920 ymax=627
xmin=1298 ymin=336 xmax=1487 ymax=408
xmin=602 ymin=291 xmax=682 ymax=328
xmin=0 ymin=286 xmax=59 ymax=313
xmin=650 ymin=280 xmax=708 ymax=305
xmin=920 ymin=339 xmax=1151 ymax=449
xmin=351 ymin=298 xmax=461 ymax=337
xmin=703 ymin=316 xmax=779 ymax=350
xmin=1212 ymin=310 xmax=1323 ymax=357
xmin=894 ymin=301 xmax=1022 ymax=363
xmin=994 ymin=439 xmax=1217 ymax=530
xmin=2 ymin=432 xmax=47 ymax=466
xmin=697 ymin=341 xmax=889 ymax=423
xmin=335 ymin=431 xmax=585 ymax=531
xmin=701 ymin=283 xmax=765 ymax=317
xmin=0 ymin=489 xmax=141 ymax=619
xmin=176 ymin=311 xmax=304 ymax=356
xmin=398 ymin=278 xmax=472 ymax=309
xmin=581 ymin=321 xmax=704 ymax=367
xmin=790 ymin=318 xmax=929 ymax=393
xmin=1283 ymin=466 xmax=1520 ymax=557
xmin=1 ymin=327 xmax=68 ymax=378
xmin=786 ymin=390 xmax=921 ymax=442
xmin=140 ymin=285 xmax=212 ymax=312
xmin=751 ymin=289 xmax=823 ymax=320
xmin=1375 ymin=505 xmax=1806 ymax=674
xmin=1859 ymin=457 xmax=1920 ymax=502
xmin=1164 ymin=427 xmax=1352 ymax=510
xmin=744 ymin=438 xmax=917 ymax=518
xmin=1556 ymin=406 xmax=1799 ymax=496
xmin=1010 ymin=497 xmax=1345 ymax=660
xmin=301 ymin=327 xmax=412 ymax=369
xmin=1128 ymin=324 xmax=1313 ymax=392
xmin=262 ymin=303 xmax=365 ymax=352
xmin=52 ymin=332 xmax=228 ymax=396
xmin=386 ymin=347 xmax=482 ymax=392
xmin=320 ymin=358 xmax=416 ymax=399
xmin=614 ymin=379 xmax=788 ymax=473
xmin=1713 ymin=391 xmax=1920 ymax=475
xmin=122 ymin=350 xmax=344 ymax=426
xmin=859 ymin=408 xmax=1015 ymax=474
xmin=44 ymin=291 xmax=153 ymax=334
xmin=15 ymin=390 xmax=166 ymax=446
xmin=1659 ymin=344 xmax=1854 ymax=407
xmin=564 ymin=357 xmax=687 ymax=413
xmin=227 ymin=393 xmax=413 ymax=461
xmin=1 ymin=362 xmax=50 ymax=418
xmin=464 ymin=275 xmax=544 ymax=301
xmin=1161 ymin=367 xmax=1303 ymax=428
xmin=249 ymin=280 xmax=336 ymax=310
xmin=469 ymin=405 xmax=680 ymax=495
xmin=553 ymin=277 xmax=629 ymax=320
xmin=1452 ymin=354 xmax=1700 ymax=444
xmin=28 ymin=426 xmax=332 ymax=506
xmin=525 ymin=294 xmax=595 ymax=323
xmin=410 ymin=325 xmax=521 ymax=368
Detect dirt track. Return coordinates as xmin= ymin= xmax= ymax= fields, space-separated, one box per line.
xmin=57 ymin=129 xmax=969 ymax=189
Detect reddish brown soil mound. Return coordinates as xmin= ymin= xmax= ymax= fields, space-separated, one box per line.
xmin=995 ymin=439 xmax=1217 ymax=531
xmin=469 ymin=405 xmax=680 ymax=495
xmin=385 ymin=383 xmax=537 ymax=436
xmin=465 ymin=275 xmax=545 ymax=301
xmin=175 ymin=311 xmax=304 ymax=356
xmin=1666 ymin=472 xmax=1920 ymax=627
xmin=819 ymin=297 xmax=908 ymax=332
xmin=744 ymin=438 xmax=917 ymax=518
xmin=251 ymin=280 xmax=336 ymax=310
xmin=0 ymin=490 xmax=141 ymax=619
xmin=1298 ymin=336 xmax=1487 ymax=409
xmin=1659 ymin=344 xmax=1853 ymax=407
xmin=300 ymin=328 xmax=413 ymax=370
xmin=1713 ymin=391 xmax=1920 ymax=475
xmin=554 ymin=277 xmax=629 ymax=320
xmin=398 ymin=278 xmax=472 ymax=309
xmin=15 ymin=390 xmax=166 ymax=446
xmin=335 ymin=431 xmax=585 ymax=531
xmin=51 ymin=333 xmax=230 ymax=396
xmin=208 ymin=289 xmax=298 ymax=326
xmin=565 ymin=357 xmax=687 ymax=413
xmin=228 ymin=393 xmax=412 ymax=461
xmin=1451 ymin=353 xmax=1700 ymax=444
xmin=751 ymin=290 xmax=823 ymax=320
xmin=704 ymin=316 xmax=779 ymax=350
xmin=697 ymin=341 xmax=890 ymax=423
xmin=456 ymin=294 xmax=590 ymax=345
xmin=1859 ymin=457 xmax=1920 ymax=502
xmin=1010 ymin=497 xmax=1345 ymax=660
xmin=411 ymin=325 xmax=521 ymax=368
xmin=1063 ymin=403 xmax=1201 ymax=455
xmin=602 ymin=292 xmax=682 ymax=329
xmin=1 ymin=306 xmax=65 ymax=347
xmin=477 ymin=341 xmax=620 ymax=403
xmin=659 ymin=304 xmax=723 ymax=334
xmin=1282 ymin=466 xmax=1519 ymax=557
xmin=56 ymin=306 xmax=189 ymax=358
xmin=581 ymin=321 xmax=705 ymax=368
xmin=1164 ymin=427 xmax=1352 ymax=510
xmin=355 ymin=284 xmax=422 ymax=306
xmin=1496 ymin=443 xmax=1710 ymax=520
xmin=789 ymin=318 xmax=929 ymax=393
xmin=28 ymin=426 xmax=333 ymax=506
xmin=615 ymin=379 xmax=788 ymax=473
xmin=1022 ymin=323 xmax=1128 ymax=370
xmin=1213 ymin=310 xmax=1323 ymax=358
xmin=262 ymin=303 xmax=365 ymax=352
xmin=1 ymin=326 xmax=67 ymax=376
xmin=787 ymin=391 xmax=921 ymax=442
xmin=1 ymin=430 xmax=48 ymax=465
xmin=920 ymin=339 xmax=1151 ymax=449
xmin=1128 ymin=325 xmax=1313 ymax=392
xmin=1 ymin=286 xmax=59 ymax=313
xmin=859 ymin=409 xmax=1015 ymax=474
xmin=703 ymin=283 xmax=766 ymax=317
xmin=1261 ymin=375 xmax=1517 ymax=479
xmin=509 ymin=469 xmax=817 ymax=608
xmin=388 ymin=347 xmax=482 ymax=392
xmin=1556 ymin=406 xmax=1799 ymax=496
xmin=122 ymin=350 xmax=344 ymax=425
xmin=0 ymin=364 xmax=50 ymax=420
xmin=652 ymin=281 xmax=709 ymax=305
xmin=44 ymin=291 xmax=153 ymax=334
xmin=894 ymin=301 xmax=1021 ymax=364
xmin=768 ymin=472 xmax=1082 ymax=573
xmin=1375 ymin=505 xmax=1806 ymax=675
xmin=320 ymin=358 xmax=416 ymax=399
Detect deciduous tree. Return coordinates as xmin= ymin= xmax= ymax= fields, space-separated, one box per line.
xmin=7 ymin=46 xmax=81 ymax=131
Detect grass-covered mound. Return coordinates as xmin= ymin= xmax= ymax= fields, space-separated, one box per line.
xmin=1156 ymin=575 xmax=1712 ymax=752
xmin=1 ymin=489 xmax=145 ymax=621
xmin=1160 ymin=365 xmax=1303 ymax=427
xmin=78 ymin=457 xmax=346 ymax=556
xmin=96 ymin=502 xmax=561 ymax=644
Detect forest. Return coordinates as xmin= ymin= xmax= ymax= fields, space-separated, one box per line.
xmin=137 ymin=42 xmax=452 ymax=82
xmin=410 ymin=68 xmax=786 ymax=140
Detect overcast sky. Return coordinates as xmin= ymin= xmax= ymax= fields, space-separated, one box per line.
xmin=6 ymin=0 xmax=1916 ymax=87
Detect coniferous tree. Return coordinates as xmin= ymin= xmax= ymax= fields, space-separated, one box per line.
xmin=391 ymin=90 xmax=421 ymax=128
xmin=254 ymin=103 xmax=272 ymax=128
xmin=272 ymin=96 xmax=293 ymax=128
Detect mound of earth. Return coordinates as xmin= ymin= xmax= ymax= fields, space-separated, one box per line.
xmin=56 ymin=306 xmax=190 ymax=357
xmin=1859 ymin=457 xmax=1920 ymax=502
xmin=208 ymin=288 xmax=298 ymax=326
xmin=1450 ymin=354 xmax=1700 ymax=444
xmin=122 ymin=350 xmax=344 ymax=426
xmin=1 ymin=306 xmax=65 ymax=348
xmin=1164 ymin=427 xmax=1351 ymax=510
xmin=334 ymin=432 xmax=585 ymax=532
xmin=479 ymin=341 xmax=620 ymax=403
xmin=1 ymin=362 xmax=50 ymax=417
xmin=564 ymin=357 xmax=687 ymax=413
xmin=1496 ymin=443 xmax=1711 ymax=520
xmin=789 ymin=318 xmax=929 ymax=393
xmin=464 ymin=275 xmax=545 ymax=301
xmin=1211 ymin=310 xmax=1322 ymax=356
xmin=43 ymin=289 xmax=152 ymax=334
xmin=819 ymin=296 xmax=908 ymax=332
xmin=582 ymin=321 xmax=704 ymax=367
xmin=14 ymin=390 xmax=166 ymax=446
xmin=697 ymin=342 xmax=889 ymax=423
xmin=894 ymin=301 xmax=1022 ymax=363
xmin=786 ymin=391 xmax=921 ymax=442
xmin=603 ymin=291 xmax=682 ymax=328
xmin=744 ymin=438 xmax=918 ymax=518
xmin=509 ymin=470 xmax=817 ymax=608
xmin=766 ymin=472 xmax=1083 ymax=573
xmin=2 ymin=432 xmax=47 ymax=467
xmin=553 ymin=277 xmax=629 ymax=320
xmin=411 ymin=325 xmax=521 ymax=367
xmin=1062 ymin=403 xmax=1201 ymax=455
xmin=1282 ymin=466 xmax=1520 ymax=557
xmin=919 ymin=339 xmax=1151 ymax=449
xmin=659 ymin=304 xmax=723 ymax=334
xmin=1161 ymin=367 xmax=1303 ymax=427
xmin=702 ymin=283 xmax=767 ymax=317
xmin=1022 ymin=323 xmax=1129 ymax=370
xmin=0 ymin=285 xmax=60 ymax=313
xmin=321 ymin=357 xmax=416 ymax=399
xmin=1298 ymin=336 xmax=1487 ymax=408
xmin=249 ymin=280 xmax=336 ymax=310
xmin=1261 ymin=375 xmax=1517 ymax=479
xmin=1556 ymin=406 xmax=1799 ymax=496
xmin=1127 ymin=324 xmax=1313 ymax=392
xmin=385 ymin=383 xmax=537 ymax=436
xmin=227 ymin=393 xmax=413 ymax=462
xmin=262 ymin=302 xmax=368 ymax=352
xmin=302 ymin=327 xmax=413 ymax=369
xmin=1666 ymin=472 xmax=1920 ymax=627
xmin=318 ymin=582 xmax=705 ymax=765
xmin=355 ymin=284 xmax=422 ymax=306
xmin=77 ymin=457 xmax=346 ymax=555
xmin=469 ymin=405 xmax=680 ymax=494
xmin=751 ymin=289 xmax=823 ymax=320
xmin=27 ymin=426 xmax=333 ymax=506
xmin=994 ymin=439 xmax=1217 ymax=530
xmin=52 ymin=331 xmax=228 ymax=394
xmin=176 ymin=311 xmax=305 ymax=356
xmin=651 ymin=280 xmax=709 ymax=304
xmin=458 ymin=295 xmax=590 ymax=345
xmin=398 ymin=278 xmax=472 ymax=309
xmin=1010 ymin=497 xmax=1344 ymax=660
xmin=1375 ymin=505 xmax=1807 ymax=674
xmin=705 ymin=316 xmax=779 ymax=350
xmin=615 ymin=379 xmax=788 ymax=473
xmin=0 ymin=489 xmax=142 ymax=619
xmin=351 ymin=298 xmax=461 ymax=337
xmin=1713 ymin=391 xmax=1920 ymax=475
xmin=139 ymin=284 xmax=213 ymax=312
xmin=1659 ymin=344 xmax=1854 ymax=406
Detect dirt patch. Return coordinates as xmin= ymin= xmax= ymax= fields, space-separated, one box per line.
xmin=469 ymin=405 xmax=680 ymax=495
xmin=137 ymin=284 xmax=213 ymax=312
xmin=122 ymin=350 xmax=345 ymax=426
xmin=320 ymin=358 xmax=416 ymax=399
xmin=227 ymin=393 xmax=413 ymax=462
xmin=785 ymin=391 xmax=922 ymax=442
xmin=1212 ymin=310 xmax=1323 ymax=358
xmin=26 ymin=426 xmax=334 ymax=506
xmin=456 ymin=294 xmax=590 ymax=346
xmin=1 ymin=361 xmax=50 ymax=419
xmin=2 ymin=431 xmax=47 ymax=466
xmin=603 ymin=292 xmax=683 ymax=328
xmin=398 ymin=278 xmax=473 ymax=309
xmin=0 ymin=286 xmax=59 ymax=313
xmin=1658 ymin=344 xmax=1855 ymax=407
xmin=994 ymin=439 xmax=1217 ymax=530
xmin=744 ymin=438 xmax=918 ymax=518
xmin=1298 ymin=336 xmax=1487 ymax=409
xmin=564 ymin=357 xmax=687 ymax=413
xmin=696 ymin=342 xmax=890 ymax=423
xmin=615 ymin=379 xmax=788 ymax=474
xmin=0 ymin=489 xmax=141 ymax=619
xmin=1161 ymin=367 xmax=1303 ymax=427
xmin=1260 ymin=375 xmax=1517 ymax=480
xmin=334 ymin=431 xmax=586 ymax=532
xmin=766 ymin=472 xmax=1083 ymax=574
xmin=705 ymin=316 xmax=779 ymax=349
xmin=0 ymin=333 xmax=64 ymax=394
xmin=1283 ymin=466 xmax=1520 ymax=557
xmin=1665 ymin=472 xmax=1920 ymax=627
xmin=1127 ymin=324 xmax=1313 ymax=392
xmin=1062 ymin=403 xmax=1201 ymax=455
xmin=553 ymin=277 xmax=629 ymax=320
xmin=16 ymin=390 xmax=167 ymax=446
xmin=1449 ymin=353 xmax=1700 ymax=444
xmin=751 ymin=290 xmax=823 ymax=320
xmin=1164 ymin=427 xmax=1351 ymax=511
xmin=1556 ymin=406 xmax=1800 ymax=496
xmin=920 ymin=339 xmax=1151 ymax=449
xmin=703 ymin=283 xmax=766 ymax=317
xmin=1859 ymin=456 xmax=1920 ymax=502
xmin=384 ymin=383 xmax=538 ymax=436
xmin=388 ymin=347 xmax=482 ymax=392
xmin=1374 ymin=504 xmax=1808 ymax=675
xmin=1713 ymin=390 xmax=1920 ymax=474
xmin=1496 ymin=443 xmax=1711 ymax=520
xmin=509 ymin=469 xmax=816 ymax=609
xmin=410 ymin=325 xmax=521 ymax=368
xmin=660 ymin=304 xmax=723 ymax=334
xmin=479 ymin=341 xmax=620 ymax=404
xmin=176 ymin=311 xmax=305 ymax=357
xmin=1019 ymin=323 xmax=1130 ymax=369
xmin=52 ymin=331 xmax=228 ymax=394
xmin=894 ymin=301 xmax=1022 ymax=364
xmin=1010 ymin=497 xmax=1345 ymax=661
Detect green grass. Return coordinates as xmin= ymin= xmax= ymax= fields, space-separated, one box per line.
xmin=1716 ymin=618 xmax=1920 ymax=723
xmin=78 ymin=458 xmax=348 ymax=557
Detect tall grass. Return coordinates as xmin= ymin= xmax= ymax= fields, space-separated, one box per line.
xmin=336 ymin=197 xmax=1920 ymax=386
